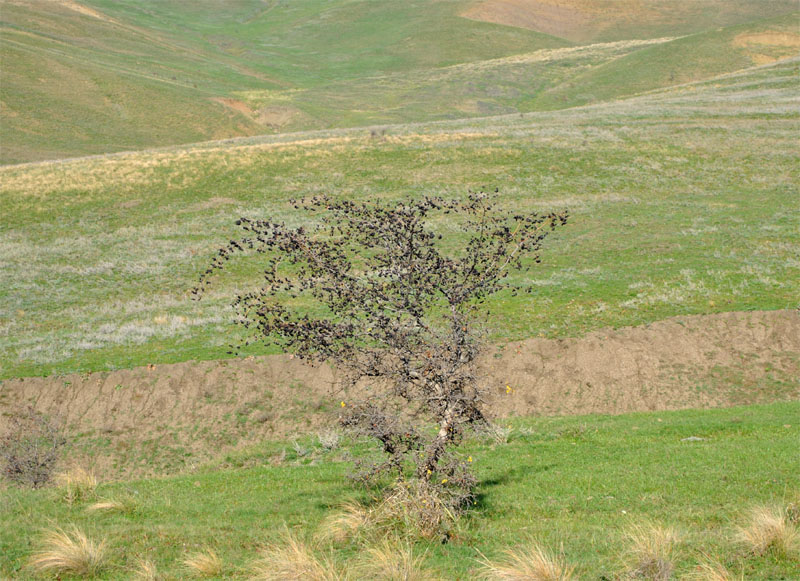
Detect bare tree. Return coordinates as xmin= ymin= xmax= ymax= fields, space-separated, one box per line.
xmin=196 ymin=192 xmax=567 ymax=504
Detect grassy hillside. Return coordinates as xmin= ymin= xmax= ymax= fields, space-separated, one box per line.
xmin=1 ymin=59 xmax=797 ymax=379
xmin=2 ymin=1 xmax=798 ymax=163
xmin=532 ymin=13 xmax=800 ymax=110
xmin=0 ymin=0 xmax=564 ymax=163
xmin=2 ymin=402 xmax=798 ymax=578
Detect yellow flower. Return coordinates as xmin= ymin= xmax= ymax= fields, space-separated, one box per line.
xmin=467 ymin=456 xmax=473 ymax=463
xmin=505 ymin=384 xmax=513 ymax=394
xmin=441 ymin=478 xmax=448 ymax=484
xmin=340 ymin=401 xmax=346 ymax=407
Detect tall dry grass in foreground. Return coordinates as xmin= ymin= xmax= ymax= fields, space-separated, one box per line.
xmin=736 ymin=504 xmax=799 ymax=557
xmin=355 ymin=538 xmax=438 ymax=580
xmin=183 ymin=548 xmax=223 ymax=577
xmin=250 ymin=532 xmax=344 ymax=581
xmin=479 ymin=541 xmax=575 ymax=580
xmin=318 ymin=500 xmax=373 ymax=544
xmin=621 ymin=522 xmax=680 ymax=580
xmin=28 ymin=525 xmax=107 ymax=577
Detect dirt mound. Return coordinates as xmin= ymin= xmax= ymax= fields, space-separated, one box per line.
xmin=1 ymin=310 xmax=797 ymax=478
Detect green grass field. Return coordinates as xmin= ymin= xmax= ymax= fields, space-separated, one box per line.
xmin=2 ymin=4 xmax=799 ymax=579
xmin=2 ymin=58 xmax=797 ymax=380
xmin=2 ymin=402 xmax=798 ymax=579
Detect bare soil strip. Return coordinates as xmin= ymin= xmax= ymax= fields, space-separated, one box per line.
xmin=1 ymin=310 xmax=797 ymax=478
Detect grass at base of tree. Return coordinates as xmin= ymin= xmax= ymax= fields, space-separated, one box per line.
xmin=1 ymin=401 xmax=798 ymax=579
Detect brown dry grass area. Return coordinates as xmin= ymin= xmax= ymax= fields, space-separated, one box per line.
xmin=733 ymin=31 xmax=800 ymax=65
xmin=461 ymin=0 xmax=799 ymax=43
xmin=1 ymin=310 xmax=797 ymax=478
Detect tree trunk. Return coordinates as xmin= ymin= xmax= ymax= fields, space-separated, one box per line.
xmin=417 ymin=404 xmax=456 ymax=481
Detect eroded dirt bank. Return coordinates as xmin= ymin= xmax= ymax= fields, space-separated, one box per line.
xmin=1 ymin=310 xmax=798 ymax=477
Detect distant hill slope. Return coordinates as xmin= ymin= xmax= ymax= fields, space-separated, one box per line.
xmin=1 ymin=0 xmax=564 ymax=164
xmin=462 ymin=0 xmax=799 ymax=43
xmin=1 ymin=0 xmax=798 ymax=163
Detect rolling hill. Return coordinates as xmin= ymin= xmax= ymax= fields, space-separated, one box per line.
xmin=1 ymin=0 xmax=797 ymax=163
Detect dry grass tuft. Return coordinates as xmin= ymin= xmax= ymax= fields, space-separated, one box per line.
xmin=183 ymin=548 xmax=223 ymax=577
xmin=685 ymin=559 xmax=743 ymax=581
xmin=250 ymin=532 xmax=344 ymax=581
xmin=371 ymin=481 xmax=460 ymax=540
xmin=55 ymin=466 xmax=98 ymax=504
xmin=622 ymin=522 xmax=680 ymax=580
xmin=133 ymin=557 xmax=160 ymax=580
xmin=319 ymin=482 xmax=461 ymax=543
xmin=317 ymin=500 xmax=373 ymax=543
xmin=356 ymin=538 xmax=438 ymax=580
xmin=736 ymin=504 xmax=799 ymax=557
xmin=28 ymin=525 xmax=108 ymax=577
xmin=478 ymin=541 xmax=575 ymax=580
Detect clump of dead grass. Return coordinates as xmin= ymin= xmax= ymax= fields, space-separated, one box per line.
xmin=736 ymin=504 xmax=799 ymax=557
xmin=317 ymin=500 xmax=373 ymax=544
xmin=318 ymin=481 xmax=461 ymax=543
xmin=355 ymin=538 xmax=438 ymax=580
xmin=55 ymin=466 xmax=98 ymax=504
xmin=28 ymin=525 xmax=108 ymax=577
xmin=133 ymin=557 xmax=160 ymax=580
xmin=249 ymin=531 xmax=344 ymax=580
xmin=684 ymin=559 xmax=743 ymax=581
xmin=478 ymin=541 xmax=575 ymax=580
xmin=183 ymin=548 xmax=222 ymax=577
xmin=372 ymin=480 xmax=461 ymax=540
xmin=183 ymin=548 xmax=223 ymax=577
xmin=621 ymin=522 xmax=680 ymax=580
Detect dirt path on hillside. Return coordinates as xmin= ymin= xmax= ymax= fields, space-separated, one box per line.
xmin=1 ymin=310 xmax=798 ymax=478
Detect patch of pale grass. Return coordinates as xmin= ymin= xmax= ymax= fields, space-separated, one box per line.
xmin=55 ymin=466 xmax=98 ymax=504
xmin=356 ymin=538 xmax=438 ymax=580
xmin=736 ymin=504 xmax=799 ymax=557
xmin=250 ymin=531 xmax=344 ymax=580
xmin=28 ymin=525 xmax=108 ymax=577
xmin=478 ymin=541 xmax=575 ymax=580
xmin=183 ymin=548 xmax=223 ymax=577
xmin=621 ymin=522 xmax=680 ymax=580
xmin=86 ymin=494 xmax=138 ymax=515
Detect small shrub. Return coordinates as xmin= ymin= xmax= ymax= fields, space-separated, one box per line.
xmin=28 ymin=525 xmax=107 ymax=577
xmin=317 ymin=430 xmax=342 ymax=451
xmin=621 ymin=522 xmax=680 ymax=580
xmin=736 ymin=504 xmax=799 ymax=557
xmin=183 ymin=548 xmax=223 ymax=577
xmin=1 ymin=407 xmax=65 ymax=488
xmin=250 ymin=531 xmax=343 ymax=581
xmin=56 ymin=466 xmax=98 ymax=504
xmin=479 ymin=541 xmax=575 ymax=580
xmin=197 ymin=193 xmax=568 ymax=507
